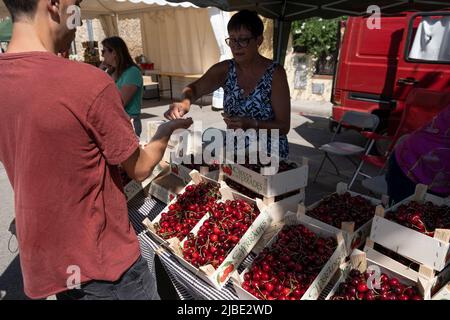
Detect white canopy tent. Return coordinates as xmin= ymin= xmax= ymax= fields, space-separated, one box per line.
xmin=0 ymin=0 xmax=198 ymax=18
xmin=0 ymin=0 xmax=226 ymax=76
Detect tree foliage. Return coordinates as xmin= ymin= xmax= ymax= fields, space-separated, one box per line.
xmin=292 ymin=17 xmax=345 ymax=59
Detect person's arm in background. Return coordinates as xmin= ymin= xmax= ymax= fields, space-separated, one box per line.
xmin=119 ymin=66 xmax=142 ymax=107
xmin=223 ymin=66 xmax=291 ymax=135
xmin=164 ymin=61 xmax=229 ymax=120
xmin=120 ymin=85 xmax=138 ymax=107
xmin=121 ymin=118 xmax=193 ymax=182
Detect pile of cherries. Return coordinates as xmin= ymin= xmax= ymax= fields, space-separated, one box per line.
xmin=330 ymin=269 xmax=423 ymax=300
xmin=307 ymin=193 xmax=376 ymax=229
xmin=385 ymin=201 xmax=450 ymax=237
xmin=182 ymin=199 xmax=260 ymax=269
xmin=241 ymin=224 xmax=336 ymax=300
xmin=155 ymin=182 xmax=220 ymax=240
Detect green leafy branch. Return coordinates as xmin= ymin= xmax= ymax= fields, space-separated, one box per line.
xmin=292 ymin=17 xmax=346 ymax=60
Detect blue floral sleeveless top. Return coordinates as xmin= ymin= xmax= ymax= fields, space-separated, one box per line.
xmin=223 ymin=59 xmax=289 ymax=159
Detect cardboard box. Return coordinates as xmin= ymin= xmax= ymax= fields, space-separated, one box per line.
xmin=147 ymin=120 xmax=201 ymax=161
xmin=264 ymin=192 xmax=304 ymax=223
xmin=145 ymin=173 xmax=186 ymax=205
xmin=143 ymin=171 xmax=220 ymax=247
xmin=365 ymin=240 xmax=450 ymax=299
xmin=123 ymin=162 xmax=168 ymax=201
xmin=220 ymin=157 xmax=309 ymax=197
xmin=232 ymin=211 xmax=347 ymax=300
xmin=167 ymin=180 xmax=272 ymax=290
xmin=326 ymin=246 xmax=450 ymax=300
xmin=432 ymin=283 xmax=450 ymax=300
xmin=221 ymin=178 xmax=305 ymax=223
xmin=146 ymin=120 xmax=165 ymax=142
xmin=170 ymin=162 xmax=219 ymax=183
xmin=369 ymin=184 xmax=450 ymax=272
xmin=302 ymin=182 xmax=384 ymax=255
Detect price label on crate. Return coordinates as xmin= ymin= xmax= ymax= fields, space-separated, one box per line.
xmin=124 ymin=181 xmax=142 ymax=201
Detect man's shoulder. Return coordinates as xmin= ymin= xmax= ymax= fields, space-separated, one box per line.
xmin=59 ymin=59 xmax=113 ymax=85
xmin=44 ymin=59 xmax=119 ymax=113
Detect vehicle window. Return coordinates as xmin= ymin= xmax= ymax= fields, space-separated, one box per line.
xmin=407 ymin=15 xmax=450 ymax=63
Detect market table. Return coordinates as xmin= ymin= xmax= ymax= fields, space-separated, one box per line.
xmin=127 ymin=190 xmax=249 ymax=300
xmin=144 ymin=70 xmax=202 ymax=100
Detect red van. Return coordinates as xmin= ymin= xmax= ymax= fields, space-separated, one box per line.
xmin=331 ymin=11 xmax=450 ymax=140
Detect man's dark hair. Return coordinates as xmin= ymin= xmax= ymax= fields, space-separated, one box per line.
xmin=3 ymin=0 xmax=39 ymax=22
xmin=227 ymin=10 xmax=264 ymax=38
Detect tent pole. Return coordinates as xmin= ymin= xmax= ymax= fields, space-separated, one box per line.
xmin=87 ymin=19 xmax=94 ymax=42
xmin=275 ymin=18 xmax=283 ymax=63
xmin=274 ymin=0 xmax=288 ymax=64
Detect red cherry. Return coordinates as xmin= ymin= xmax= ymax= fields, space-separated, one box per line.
xmin=265 ymin=283 xmax=274 ymax=293
xmin=357 ymin=283 xmax=368 ymax=293
xmin=389 ymin=278 xmax=399 ymax=287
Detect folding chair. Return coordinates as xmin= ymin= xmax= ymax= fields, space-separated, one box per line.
xmin=349 ymin=88 xmax=450 ymax=192
xmin=313 ymin=111 xmax=379 ymax=183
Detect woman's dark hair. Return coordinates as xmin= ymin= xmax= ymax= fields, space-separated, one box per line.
xmin=3 ymin=0 xmax=39 ymax=22
xmin=101 ymin=36 xmax=138 ymax=79
xmin=227 ymin=10 xmax=264 ymax=38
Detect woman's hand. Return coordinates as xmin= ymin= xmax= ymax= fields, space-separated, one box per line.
xmin=222 ymin=113 xmax=256 ymax=130
xmin=99 ymin=61 xmax=110 ymax=71
xmin=164 ymin=101 xmax=190 ymax=120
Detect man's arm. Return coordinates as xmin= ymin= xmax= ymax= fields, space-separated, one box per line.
xmin=121 ymin=118 xmax=193 ymax=182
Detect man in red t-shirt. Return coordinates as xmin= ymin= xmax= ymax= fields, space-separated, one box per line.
xmin=0 ymin=0 xmax=192 ymax=299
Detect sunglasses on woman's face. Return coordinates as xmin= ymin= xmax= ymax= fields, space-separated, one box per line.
xmin=225 ymin=37 xmax=255 ymax=48
xmin=101 ymin=47 xmax=112 ymax=55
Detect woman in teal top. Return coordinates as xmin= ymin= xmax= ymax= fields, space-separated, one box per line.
xmin=101 ymin=37 xmax=143 ymax=137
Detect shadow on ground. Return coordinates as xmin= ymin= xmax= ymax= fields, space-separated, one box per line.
xmin=0 ymin=255 xmax=29 ymax=300
xmin=290 ymin=115 xmax=380 ymax=205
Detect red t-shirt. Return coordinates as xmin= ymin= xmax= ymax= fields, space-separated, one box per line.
xmin=0 ymin=51 xmax=141 ymax=299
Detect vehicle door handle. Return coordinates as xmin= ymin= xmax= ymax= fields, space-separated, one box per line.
xmin=397 ymin=78 xmax=419 ymax=86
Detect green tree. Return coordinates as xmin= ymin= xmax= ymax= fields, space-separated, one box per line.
xmin=292 ymin=17 xmax=345 ymax=59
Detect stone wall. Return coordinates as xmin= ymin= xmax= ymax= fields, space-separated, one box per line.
xmin=117 ymin=18 xmax=144 ymax=61
xmin=284 ymin=34 xmax=333 ymax=102
xmin=260 ymin=17 xmax=274 ymax=59
xmin=262 ymin=17 xmax=332 ymax=102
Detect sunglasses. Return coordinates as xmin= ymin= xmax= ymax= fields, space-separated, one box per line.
xmin=225 ymin=37 xmax=255 ymax=48
xmin=101 ymin=47 xmax=112 ymax=55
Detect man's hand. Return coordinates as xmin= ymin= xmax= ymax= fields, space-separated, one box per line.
xmin=164 ymin=102 xmax=190 ymax=120
xmin=153 ymin=118 xmax=193 ymax=139
xmin=121 ymin=118 xmax=193 ymax=182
